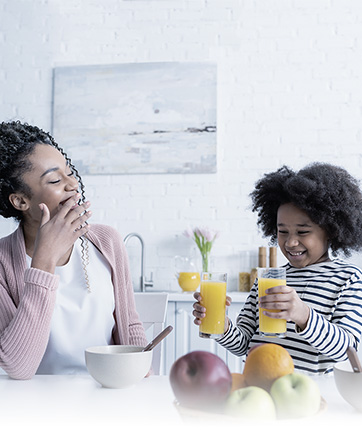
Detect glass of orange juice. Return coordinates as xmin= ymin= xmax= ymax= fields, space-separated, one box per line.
xmin=175 ymin=255 xmax=200 ymax=292
xmin=258 ymin=267 xmax=287 ymax=338
xmin=199 ymin=272 xmax=227 ymax=339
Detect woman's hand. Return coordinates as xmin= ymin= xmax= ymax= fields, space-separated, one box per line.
xmin=259 ymin=285 xmax=310 ymax=331
xmin=31 ymin=193 xmax=92 ymax=273
xmin=192 ymin=292 xmax=232 ymax=333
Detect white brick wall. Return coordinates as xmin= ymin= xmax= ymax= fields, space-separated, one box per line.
xmin=1 ymin=0 xmax=362 ymax=291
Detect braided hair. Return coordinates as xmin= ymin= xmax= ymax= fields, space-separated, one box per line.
xmin=0 ymin=120 xmax=90 ymax=290
xmin=250 ymin=163 xmax=362 ymax=257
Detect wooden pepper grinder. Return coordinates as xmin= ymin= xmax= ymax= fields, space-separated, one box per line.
xmin=258 ymin=246 xmax=266 ymax=268
xmin=269 ymin=246 xmax=277 ymax=267
xmin=250 ymin=246 xmax=267 ymax=289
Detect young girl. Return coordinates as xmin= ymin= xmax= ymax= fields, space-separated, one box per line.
xmin=193 ymin=163 xmax=362 ymax=374
xmin=0 ymin=121 xmax=147 ymax=379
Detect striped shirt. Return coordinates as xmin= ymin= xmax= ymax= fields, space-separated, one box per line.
xmin=217 ymin=259 xmax=362 ymax=375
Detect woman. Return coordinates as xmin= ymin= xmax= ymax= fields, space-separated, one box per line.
xmin=0 ymin=121 xmax=147 ymax=379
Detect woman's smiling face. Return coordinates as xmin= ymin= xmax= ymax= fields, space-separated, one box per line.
xmin=277 ymin=203 xmax=330 ymax=268
xmin=16 ymin=143 xmax=79 ymax=223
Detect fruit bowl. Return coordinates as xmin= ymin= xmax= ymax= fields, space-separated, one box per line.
xmin=173 ymin=397 xmax=326 ymax=423
xmin=334 ymin=360 xmax=362 ymax=412
xmin=85 ymin=345 xmax=152 ymax=389
xmin=169 ymin=347 xmax=326 ymax=422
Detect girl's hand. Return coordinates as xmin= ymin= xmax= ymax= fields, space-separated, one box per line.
xmin=192 ymin=292 xmax=232 ymax=333
xmin=31 ymin=194 xmax=92 ymax=273
xmin=259 ymin=285 xmax=310 ymax=331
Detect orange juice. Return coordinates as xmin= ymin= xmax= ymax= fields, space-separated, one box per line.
xmin=199 ymin=280 xmax=227 ymax=338
xmin=258 ymin=277 xmax=287 ymax=336
xmin=178 ymin=272 xmax=200 ymax=292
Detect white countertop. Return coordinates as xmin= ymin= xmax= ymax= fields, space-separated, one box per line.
xmin=1 ymin=373 xmax=361 ymax=431
xmin=144 ymin=290 xmax=249 ymax=302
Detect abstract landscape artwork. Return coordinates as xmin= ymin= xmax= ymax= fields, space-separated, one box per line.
xmin=52 ymin=62 xmax=217 ymax=175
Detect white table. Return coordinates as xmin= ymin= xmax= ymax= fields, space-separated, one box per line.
xmin=0 ymin=373 xmax=361 ymax=431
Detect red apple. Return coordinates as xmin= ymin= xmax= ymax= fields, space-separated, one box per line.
xmin=169 ymin=351 xmax=232 ymax=410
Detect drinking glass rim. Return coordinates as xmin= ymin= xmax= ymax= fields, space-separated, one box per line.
xmin=201 ymin=271 xmax=227 ymax=281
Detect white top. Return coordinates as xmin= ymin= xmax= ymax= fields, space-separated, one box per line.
xmin=27 ymin=239 xmax=115 ymax=374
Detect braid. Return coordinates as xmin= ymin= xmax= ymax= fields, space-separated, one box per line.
xmin=0 ymin=120 xmax=91 ymax=291
xmin=47 ymin=136 xmax=91 ymax=291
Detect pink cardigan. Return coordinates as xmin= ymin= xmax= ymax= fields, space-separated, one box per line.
xmin=0 ymin=224 xmax=148 ymax=379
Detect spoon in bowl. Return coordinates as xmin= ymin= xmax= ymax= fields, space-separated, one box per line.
xmin=142 ymin=325 xmax=173 ymax=352
xmin=346 ymin=346 xmax=362 ymax=373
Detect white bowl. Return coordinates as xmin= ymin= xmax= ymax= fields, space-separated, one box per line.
xmin=85 ymin=345 xmax=152 ymax=389
xmin=333 ymin=360 xmax=362 ymax=411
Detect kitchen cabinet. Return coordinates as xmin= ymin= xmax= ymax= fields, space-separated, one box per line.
xmin=160 ymin=291 xmax=249 ymax=375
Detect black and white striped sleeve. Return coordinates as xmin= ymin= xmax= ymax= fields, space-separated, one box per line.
xmin=216 ymin=285 xmax=258 ymax=356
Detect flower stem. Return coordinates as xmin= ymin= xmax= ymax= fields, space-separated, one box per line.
xmin=202 ymin=252 xmax=209 ymax=273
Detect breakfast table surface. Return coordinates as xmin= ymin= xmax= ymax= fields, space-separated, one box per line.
xmin=0 ymin=373 xmax=360 ymax=431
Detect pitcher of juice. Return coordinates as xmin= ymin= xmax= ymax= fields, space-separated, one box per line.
xmin=175 ymin=255 xmax=200 ymax=292
xmin=199 ymin=272 xmax=227 ymax=339
xmin=258 ymin=267 xmax=287 ymax=338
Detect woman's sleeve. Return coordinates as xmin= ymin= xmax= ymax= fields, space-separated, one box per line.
xmin=216 ymin=285 xmax=259 ymax=356
xmin=298 ymin=270 xmax=362 ymax=361
xmin=126 ymin=276 xmax=149 ymax=348
xmin=0 ymin=267 xmax=58 ymax=380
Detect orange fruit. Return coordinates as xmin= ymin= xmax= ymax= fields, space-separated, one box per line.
xmin=243 ymin=343 xmax=294 ymax=391
xmin=230 ymin=373 xmax=247 ymax=393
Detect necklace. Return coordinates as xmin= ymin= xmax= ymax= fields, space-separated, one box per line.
xmin=80 ymin=235 xmax=91 ymax=293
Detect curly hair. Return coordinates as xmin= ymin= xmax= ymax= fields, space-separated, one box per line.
xmin=0 ymin=120 xmax=90 ymax=290
xmin=250 ymin=163 xmax=362 ymax=257
xmin=0 ymin=120 xmax=86 ymax=220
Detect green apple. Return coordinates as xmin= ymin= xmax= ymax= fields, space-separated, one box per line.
xmin=225 ymin=386 xmax=276 ymax=420
xmin=270 ymin=372 xmax=321 ymax=419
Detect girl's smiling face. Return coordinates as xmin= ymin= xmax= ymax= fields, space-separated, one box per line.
xmin=277 ymin=203 xmax=330 ymax=268
xmin=12 ymin=143 xmax=79 ymax=223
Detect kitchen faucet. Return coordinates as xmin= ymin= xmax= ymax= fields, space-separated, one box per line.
xmin=124 ymin=232 xmax=154 ymax=292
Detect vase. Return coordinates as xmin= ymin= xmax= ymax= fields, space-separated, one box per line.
xmin=201 ymin=251 xmax=210 ymax=273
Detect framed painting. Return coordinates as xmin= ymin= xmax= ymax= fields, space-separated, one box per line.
xmin=52 ymin=62 xmax=217 ymax=175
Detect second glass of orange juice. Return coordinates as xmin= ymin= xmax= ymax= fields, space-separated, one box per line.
xmin=178 ymin=272 xmax=201 ymax=292
xmin=199 ymin=272 xmax=227 ymax=339
xmin=175 ymin=255 xmax=200 ymax=292
xmin=258 ymin=267 xmax=287 ymax=338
